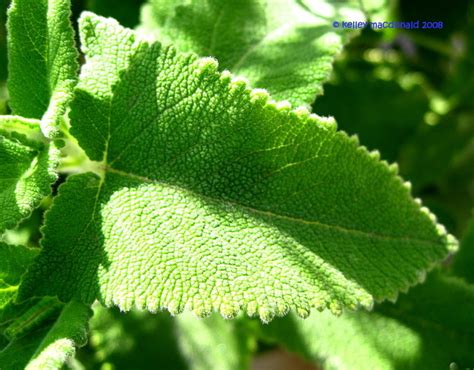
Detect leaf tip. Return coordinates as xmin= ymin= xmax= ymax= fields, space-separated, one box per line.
xmin=250 ymin=88 xmax=271 ymax=105
xmin=230 ymin=76 xmax=251 ymax=92
xmin=403 ymin=180 xmax=413 ymax=192
xmin=369 ymin=150 xmax=381 ymax=160
xmin=420 ymin=205 xmax=436 ymax=222
xmin=292 ymin=106 xmax=311 ymax=117
xmin=295 ymin=307 xmax=310 ymax=319
xmin=78 ymin=10 xmax=97 ymax=26
xmin=446 ymin=234 xmax=458 ymax=253
xmin=388 ymin=162 xmax=399 ymax=175
xmin=191 ymin=306 xmax=212 ymax=318
xmin=276 ymin=100 xmax=292 ymax=112
xmin=194 ymin=57 xmax=219 ymax=75
xmin=258 ymin=307 xmax=276 ymax=324
xmin=219 ymin=70 xmax=233 ymax=84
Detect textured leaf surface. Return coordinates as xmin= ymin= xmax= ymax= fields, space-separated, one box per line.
xmin=0 ymin=116 xmax=58 ymax=233
xmin=0 ymin=242 xmax=38 ymax=309
xmin=261 ymin=272 xmax=474 ymax=370
xmin=0 ymin=299 xmax=91 ymax=370
xmin=20 ymin=13 xmax=455 ymax=321
xmin=7 ymin=0 xmax=78 ymax=137
xmin=139 ymin=0 xmax=363 ymax=107
xmin=175 ymin=313 xmax=255 ymax=370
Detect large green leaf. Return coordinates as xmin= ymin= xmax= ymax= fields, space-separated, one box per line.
xmin=20 ymin=13 xmax=455 ymax=321
xmin=7 ymin=0 xmax=78 ymax=137
xmin=0 ymin=116 xmax=59 ymax=233
xmin=0 ymin=299 xmax=92 ymax=370
xmin=138 ymin=0 xmax=364 ymax=107
xmin=261 ymin=271 xmax=474 ymax=370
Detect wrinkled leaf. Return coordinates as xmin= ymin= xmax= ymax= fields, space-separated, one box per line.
xmin=20 ymin=13 xmax=455 ymax=322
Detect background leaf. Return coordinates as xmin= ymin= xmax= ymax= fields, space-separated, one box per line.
xmin=84 ymin=0 xmax=146 ymax=28
xmin=0 ymin=299 xmax=92 ymax=370
xmin=452 ymin=213 xmax=474 ymax=284
xmin=0 ymin=242 xmax=37 ymax=309
xmin=7 ymin=0 xmax=78 ymax=137
xmin=0 ymin=116 xmax=58 ymax=233
xmin=175 ymin=313 xmax=256 ymax=370
xmin=138 ymin=0 xmax=364 ymax=107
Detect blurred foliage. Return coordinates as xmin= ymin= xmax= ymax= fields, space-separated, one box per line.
xmin=0 ymin=0 xmax=8 ymax=113
xmin=314 ymin=0 xmax=474 ymax=238
xmin=1 ymin=206 xmax=46 ymax=248
xmin=76 ymin=0 xmax=146 ymax=28
xmin=0 ymin=0 xmax=7 ymax=83
xmin=314 ymin=56 xmax=429 ymax=162
xmin=77 ymin=306 xmax=256 ymax=370
xmin=260 ymin=271 xmax=474 ymax=370
xmin=76 ymin=306 xmax=190 ymax=370
xmin=452 ymin=214 xmax=474 ymax=284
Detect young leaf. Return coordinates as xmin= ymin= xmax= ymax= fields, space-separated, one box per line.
xmin=0 ymin=116 xmax=59 ymax=233
xmin=138 ymin=0 xmax=364 ymax=107
xmin=20 ymin=13 xmax=455 ymax=321
xmin=261 ymin=272 xmax=474 ymax=370
xmin=7 ymin=0 xmax=78 ymax=137
xmin=0 ymin=299 xmax=92 ymax=370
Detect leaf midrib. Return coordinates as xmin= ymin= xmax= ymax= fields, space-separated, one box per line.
xmin=102 ymin=165 xmax=445 ymax=248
